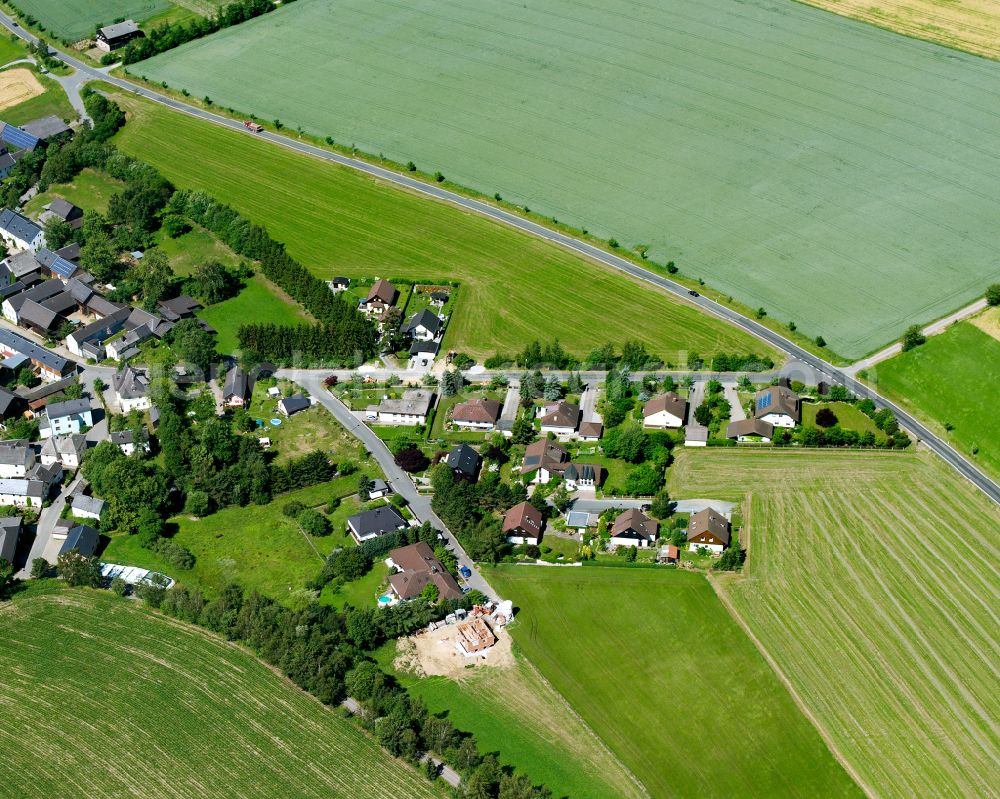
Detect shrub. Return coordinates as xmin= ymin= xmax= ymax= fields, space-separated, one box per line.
xmin=184 ymin=490 xmax=210 ymax=517
xmin=985 ymin=283 xmax=1000 ymax=306
xmin=297 ymin=508 xmax=332 ymax=537
xmin=282 ymin=500 xmax=306 ymax=517
xmin=901 ymin=325 xmax=926 ymax=352
xmin=394 ymin=446 xmax=430 ymax=473
xmin=153 ymin=539 xmax=195 ymax=570
xmin=815 ymin=407 xmax=838 ymax=428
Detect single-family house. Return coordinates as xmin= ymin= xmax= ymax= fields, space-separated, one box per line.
xmin=0 ymin=515 xmax=21 ymax=562
xmin=0 ymin=478 xmax=47 ymax=507
xmin=446 ymin=444 xmax=481 ymax=482
xmin=578 ymin=421 xmax=603 ymax=441
xmin=386 ymin=541 xmax=463 ymax=601
xmin=562 ymin=462 xmax=604 ymax=491
xmin=0 ymin=209 xmax=44 ymax=251
xmin=45 ymin=519 xmax=99 ymax=561
xmin=360 ymin=279 xmax=398 ymax=317
xmin=643 ymin=392 xmax=688 ymax=429
xmin=402 ymin=308 xmax=442 ymax=341
xmin=519 ymin=439 xmax=570 ymax=484
xmin=0 ymin=445 xmax=35 ymax=478
xmin=223 ymin=365 xmax=250 ymax=408
xmin=111 ymin=365 xmax=151 ymax=413
xmin=41 ymin=198 xmax=83 ymax=230
xmin=754 ymin=386 xmax=801 ymax=428
xmin=2 ymin=252 xmax=41 ymax=283
xmin=503 ymin=501 xmax=543 ymax=545
xmin=278 ymin=394 xmax=311 ymax=416
xmin=40 ymin=434 xmax=87 ymax=469
xmin=346 ymin=504 xmax=409 ymax=544
xmin=96 ymin=20 xmax=144 ymax=51
xmin=726 ymin=418 xmax=775 ymax=443
xmin=376 ymin=389 xmax=434 ymax=426
xmin=452 ymin=398 xmax=502 ymax=431
xmin=609 ymin=508 xmax=659 ymax=549
xmin=68 ymin=494 xmax=106 ymax=522
xmin=329 ymin=276 xmax=350 ymax=292
xmin=39 ymin=398 xmax=92 ymax=439
xmin=110 ymin=429 xmax=149 ymax=457
xmin=539 ymin=401 xmax=581 ymax=438
xmin=687 ymin=507 xmax=732 ymax=554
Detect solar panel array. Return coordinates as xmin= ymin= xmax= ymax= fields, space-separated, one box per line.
xmin=0 ymin=122 xmax=39 ymax=151
xmin=47 ymin=256 xmax=77 ymax=279
xmin=756 ymin=394 xmax=773 ymax=411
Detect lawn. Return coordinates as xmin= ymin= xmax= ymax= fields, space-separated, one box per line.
xmin=669 ymin=447 xmax=1000 ymax=798
xmin=801 ymin=400 xmax=878 ymax=433
xmin=0 ymin=65 xmax=75 ymax=126
xmin=8 ymin=0 xmax=171 ymax=40
xmin=382 ymin=645 xmax=645 ymax=799
xmin=108 ymin=90 xmax=774 ymax=364
xmin=151 ymin=224 xmax=243 ymax=276
xmin=487 ymin=565 xmax=862 ymax=798
xmin=797 ymin=0 xmax=1000 ymax=60
xmin=0 ymin=587 xmax=444 ymax=799
xmin=24 ymin=167 xmax=125 ymax=217
xmin=130 ymin=0 xmax=1000 ymax=359
xmin=199 ymin=273 xmax=310 ymax=353
xmin=102 ymin=476 xmax=368 ymax=602
xmin=0 ymin=32 xmax=27 ymax=66
xmin=872 ymin=321 xmax=1000 ymax=479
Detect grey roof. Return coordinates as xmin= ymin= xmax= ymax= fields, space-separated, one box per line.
xmin=45 ymin=398 xmax=91 ymax=419
xmin=347 ymin=505 xmax=407 ymax=539
xmin=63 ymin=277 xmax=94 ymax=304
xmin=56 ymin=243 xmax=81 ymax=262
xmin=0 ymin=386 xmax=20 ymax=416
xmin=6 ymin=279 xmax=64 ymax=313
xmin=157 ymin=295 xmax=201 ymax=321
xmin=409 ymin=340 xmax=439 ymax=355
xmin=403 ymin=308 xmax=442 ymax=336
xmin=39 ymin=291 xmax=77 ymax=315
xmin=0 ymin=516 xmax=20 ymax=561
xmin=69 ymin=494 xmax=105 ymax=517
xmin=565 ymin=510 xmax=591 ymax=528
xmin=0 ymin=153 xmax=14 ymax=172
xmin=46 ymin=198 xmax=79 ymax=221
xmin=0 ymin=280 xmax=26 ymax=299
xmin=0 ymin=328 xmax=70 ymax=373
xmin=35 ymin=247 xmax=78 ymax=279
xmin=224 ymin=366 xmax=248 ymax=400
xmin=111 ymin=366 xmax=148 ymax=400
xmin=0 ymin=209 xmax=41 ymax=242
xmin=125 ymin=307 xmax=161 ymax=330
xmin=21 ymin=116 xmax=71 ymax=141
xmin=0 ymin=478 xmax=45 ymax=498
xmin=70 ymin=307 xmax=130 ymax=347
xmin=370 ymin=479 xmax=390 ymax=494
xmin=110 ymin=430 xmax=142 ymax=447
xmin=0 ymin=446 xmax=32 ymax=467
xmin=59 ymin=524 xmax=99 ymax=557
xmin=3 ymin=251 xmax=40 ymax=279
xmin=378 ymin=389 xmax=434 ymax=416
xmin=278 ymin=394 xmax=310 ymax=415
xmin=41 ymin=433 xmax=86 ymax=458
xmin=87 ymin=295 xmax=123 ymax=318
xmin=446 ymin=444 xmax=481 ymax=478
xmin=99 ymin=20 xmax=141 ymax=39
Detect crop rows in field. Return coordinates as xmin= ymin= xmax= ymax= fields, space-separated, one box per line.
xmin=11 ymin=0 xmax=170 ymax=40
xmin=669 ymin=448 xmax=1000 ymax=798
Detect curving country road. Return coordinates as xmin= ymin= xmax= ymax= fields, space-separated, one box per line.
xmin=2 ymin=11 xmax=997 ymax=507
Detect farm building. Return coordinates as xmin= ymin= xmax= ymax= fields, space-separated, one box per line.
xmin=0 ymin=328 xmax=72 ymax=381
xmin=96 ymin=20 xmax=144 ymax=52
xmin=21 ymin=116 xmax=71 ymax=144
xmin=609 ymin=508 xmax=659 ymax=549
xmin=503 ymin=500 xmax=543 ymax=545
xmin=0 ymin=516 xmax=21 ymax=562
xmin=754 ymin=386 xmax=801 ymax=428
xmin=68 ymin=494 xmax=106 ymax=522
xmin=643 ymin=392 xmax=688 ymax=428
xmin=44 ymin=520 xmax=98 ymax=561
xmin=687 ymin=508 xmax=732 ymax=554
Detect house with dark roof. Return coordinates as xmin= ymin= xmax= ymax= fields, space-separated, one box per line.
xmin=35 ymin=247 xmax=79 ymax=280
xmin=386 ymin=541 xmax=463 ymax=601
xmin=402 ymin=308 xmax=442 ymax=341
xmin=22 ymin=116 xmax=71 ymax=143
xmin=562 ymin=462 xmax=604 ymax=491
xmin=346 ymin=504 xmax=408 ymax=544
xmin=17 ymin=298 xmax=64 ymax=335
xmin=111 ymin=429 xmax=149 ymax=457
xmin=519 ymin=440 xmax=570 ymax=484
xmin=503 ymin=501 xmax=543 ymax=545
xmin=223 ymin=365 xmax=249 ymax=408
xmin=0 ymin=209 xmax=44 ymax=251
xmin=0 ymin=122 xmax=38 ymax=152
xmin=0 ymin=515 xmax=21 ymax=562
xmin=111 ymin=366 xmax=150 ymax=413
xmin=429 ymin=291 xmax=449 ymax=306
xmin=539 ymin=401 xmax=581 ymax=438
xmin=157 ymin=295 xmax=202 ymax=322
xmin=610 ymin=509 xmax=659 ymax=549
xmin=2 ymin=279 xmax=64 ymax=324
xmin=643 ymin=392 xmax=688 ymax=429
xmin=278 ymin=394 xmax=310 ymax=416
xmin=687 ymin=507 xmax=731 ymax=553
xmin=55 ymin=242 xmax=81 ymax=263
xmin=42 ymin=198 xmax=83 ymax=229
xmin=39 ymin=398 xmax=92 ymax=439
xmin=446 ymin=444 xmax=481 ymax=482
xmin=44 ymin=520 xmax=99 ymax=561
xmin=452 ymin=397 xmax=502 ymax=430
xmin=0 ymin=328 xmax=71 ymax=380
xmin=2 ymin=251 xmax=41 ymax=283
xmin=66 ymin=306 xmax=131 ymax=359
xmin=328 ymin=276 xmax=350 ymax=291
xmin=753 ymin=386 xmax=801 ymax=428
xmin=96 ymin=20 xmax=144 ymax=51
xmin=726 ymin=417 xmax=775 ymax=442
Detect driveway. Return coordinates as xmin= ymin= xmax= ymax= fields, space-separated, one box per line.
xmin=289 ymin=371 xmax=497 ymax=599
xmin=498 ymin=386 xmax=519 ymax=431
xmin=579 ymin=384 xmax=601 ymax=423
xmin=16 ymin=472 xmax=85 ymax=577
xmin=723 ymin=382 xmax=745 ymax=423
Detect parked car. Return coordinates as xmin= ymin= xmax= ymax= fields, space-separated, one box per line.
xmin=459 ymin=565 xmax=472 ymax=579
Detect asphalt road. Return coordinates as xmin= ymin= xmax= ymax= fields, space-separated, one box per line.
xmin=4 ymin=10 xmax=996 ymax=507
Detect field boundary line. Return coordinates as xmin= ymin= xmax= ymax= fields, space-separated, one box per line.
xmin=708 ymin=573 xmax=876 ymax=798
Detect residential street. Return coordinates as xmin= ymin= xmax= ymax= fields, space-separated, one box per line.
xmin=292 ymin=372 xmax=497 ymax=599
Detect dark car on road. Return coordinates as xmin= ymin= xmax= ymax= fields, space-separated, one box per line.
xmin=459 ymin=565 xmax=472 ymax=579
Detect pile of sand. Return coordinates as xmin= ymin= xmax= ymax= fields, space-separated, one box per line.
xmin=0 ymin=68 xmax=44 ymax=111
xmin=394 ymin=621 xmax=514 ymax=679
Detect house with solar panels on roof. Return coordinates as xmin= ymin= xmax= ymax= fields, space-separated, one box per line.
xmin=753 ymin=386 xmax=801 ymax=428
xmin=0 ymin=209 xmax=44 ymax=252
xmin=0 ymin=122 xmax=40 ymax=153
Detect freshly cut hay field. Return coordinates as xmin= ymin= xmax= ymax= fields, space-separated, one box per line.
xmin=0 ymin=587 xmax=445 ymax=799
xmin=487 ymin=565 xmax=862 ymax=798
xmin=669 ymin=448 xmax=1000 ymax=799
xmin=872 ymin=320 xmax=1000 ymax=479
xmin=798 ymin=0 xmax=1000 ymax=61
xmin=110 ymin=91 xmax=770 ymax=363
xmin=134 ymin=0 xmax=1000 ymax=358
xmin=11 ymin=0 xmax=170 ymax=40
xmin=0 ymin=68 xmax=43 ymax=110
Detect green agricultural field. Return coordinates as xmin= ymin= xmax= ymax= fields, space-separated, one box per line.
xmin=199 ymin=273 xmax=310 ymax=353
xmin=102 ymin=476 xmax=368 ymax=603
xmin=0 ymin=587 xmax=444 ymax=799
xmin=872 ymin=321 xmax=1000 ymax=479
xmin=9 ymin=0 xmax=171 ymax=40
xmin=132 ymin=0 xmax=1000 ymax=358
xmin=109 ymin=91 xmax=774 ymax=364
xmin=487 ymin=565 xmax=862 ymax=798
xmin=669 ymin=448 xmax=1000 ymax=798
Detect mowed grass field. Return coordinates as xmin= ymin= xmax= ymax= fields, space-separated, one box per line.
xmin=487 ymin=566 xmax=862 ymax=798
xmin=0 ymin=587 xmax=444 ymax=799
xmin=669 ymin=448 xmax=1000 ymax=799
xmin=133 ymin=0 xmax=1000 ymax=358
xmin=383 ymin=647 xmax=645 ymax=799
xmin=199 ymin=273 xmax=310 ymax=353
xmin=798 ymin=0 xmax=1000 ymax=60
xmin=10 ymin=0 xmax=171 ymax=40
xmin=871 ymin=320 xmax=1000 ymax=480
xmin=109 ymin=91 xmax=774 ymax=364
